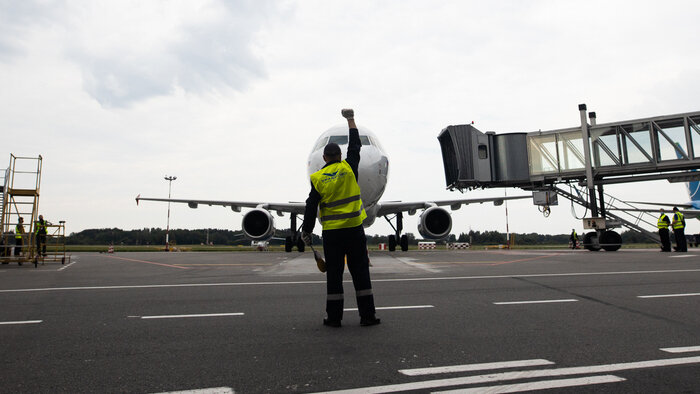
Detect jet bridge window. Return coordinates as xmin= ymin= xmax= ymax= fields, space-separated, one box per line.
xmin=477 ymin=144 xmax=488 ymax=159
xmin=328 ymin=135 xmax=371 ymax=145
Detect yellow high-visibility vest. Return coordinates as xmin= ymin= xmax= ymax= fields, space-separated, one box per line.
xmin=15 ymin=224 xmax=24 ymax=239
xmin=35 ymin=219 xmax=47 ymax=235
xmin=657 ymin=214 xmax=670 ymax=229
xmin=310 ymin=160 xmax=367 ymax=230
xmin=672 ymin=212 xmax=685 ymax=230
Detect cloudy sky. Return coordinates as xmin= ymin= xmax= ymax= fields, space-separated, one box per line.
xmin=1 ymin=0 xmax=699 ymax=239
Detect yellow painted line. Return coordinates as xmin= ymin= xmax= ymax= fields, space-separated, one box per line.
xmin=102 ymin=255 xmax=189 ymax=270
xmin=174 ymin=263 xmax=275 ymax=267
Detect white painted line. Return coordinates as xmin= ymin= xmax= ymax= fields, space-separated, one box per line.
xmin=4 ymin=267 xmax=700 ymax=294
xmin=0 ymin=320 xmax=42 ymax=325
xmin=432 ymin=375 xmax=626 ymax=393
xmin=670 ymin=255 xmax=697 ymax=258
xmin=661 ymin=346 xmax=700 ymax=353
xmin=58 ymin=261 xmax=77 ymax=271
xmin=344 ymin=305 xmax=434 ymax=312
xmin=638 ymin=293 xmax=700 ymax=299
xmin=152 ymin=387 xmax=234 ymax=394
xmin=494 ymin=299 xmax=578 ymax=305
xmin=316 ymin=356 xmax=700 ymax=393
xmin=399 ymin=359 xmax=555 ymax=376
xmin=140 ymin=313 xmax=244 ymax=320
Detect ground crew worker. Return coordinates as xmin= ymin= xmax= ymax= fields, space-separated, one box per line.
xmin=302 ymin=108 xmax=380 ymax=328
xmin=569 ymin=229 xmax=578 ymax=249
xmin=35 ymin=214 xmax=48 ymax=257
xmin=15 ymin=217 xmax=25 ymax=256
xmin=672 ymin=207 xmax=687 ymax=252
xmin=658 ymin=209 xmax=671 ymax=252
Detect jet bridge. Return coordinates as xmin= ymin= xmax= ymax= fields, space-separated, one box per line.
xmin=438 ymin=105 xmax=700 ymax=250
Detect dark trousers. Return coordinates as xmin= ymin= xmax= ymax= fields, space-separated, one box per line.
xmin=659 ymin=228 xmax=671 ymax=251
xmin=673 ymin=228 xmax=687 ymax=252
xmin=36 ymin=234 xmax=46 ymax=256
xmin=322 ymin=225 xmax=376 ymax=322
xmin=14 ymin=237 xmax=23 ymax=256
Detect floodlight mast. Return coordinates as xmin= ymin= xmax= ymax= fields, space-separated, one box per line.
xmin=164 ymin=175 xmax=177 ymax=251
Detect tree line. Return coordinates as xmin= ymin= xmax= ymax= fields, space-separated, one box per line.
xmin=66 ymin=227 xmax=656 ymax=246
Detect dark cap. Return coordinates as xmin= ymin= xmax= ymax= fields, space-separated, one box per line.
xmin=323 ymin=142 xmax=341 ymax=157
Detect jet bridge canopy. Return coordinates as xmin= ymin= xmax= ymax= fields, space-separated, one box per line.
xmin=439 ymin=110 xmax=700 ymax=190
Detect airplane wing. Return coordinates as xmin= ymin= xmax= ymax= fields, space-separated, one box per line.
xmin=376 ymin=195 xmax=531 ymax=217
xmin=135 ymin=195 xmax=307 ymax=215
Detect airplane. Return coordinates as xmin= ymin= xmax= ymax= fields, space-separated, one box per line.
xmin=136 ymin=124 xmax=531 ymax=252
xmin=611 ymin=177 xmax=700 ymax=220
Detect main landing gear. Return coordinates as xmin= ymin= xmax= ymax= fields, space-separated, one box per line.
xmin=384 ymin=212 xmax=409 ymax=251
xmin=284 ymin=214 xmax=305 ymax=253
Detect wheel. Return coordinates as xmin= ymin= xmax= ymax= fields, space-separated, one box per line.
xmin=600 ymin=230 xmax=622 ymax=252
xmin=582 ymin=232 xmax=601 ymax=251
xmin=296 ymin=237 xmax=305 ymax=253
xmin=388 ymin=235 xmax=397 ymax=252
xmin=400 ymin=234 xmax=409 ymax=251
xmin=285 ymin=236 xmax=293 ymax=252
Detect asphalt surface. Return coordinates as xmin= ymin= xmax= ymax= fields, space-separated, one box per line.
xmin=1 ymin=248 xmax=699 ymax=393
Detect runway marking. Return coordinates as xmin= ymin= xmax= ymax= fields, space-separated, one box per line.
xmin=152 ymin=387 xmax=234 ymax=394
xmin=660 ymin=346 xmax=700 ymax=353
xmin=433 ymin=375 xmax=625 ymax=393
xmin=344 ymin=305 xmax=434 ymax=312
xmin=0 ymin=320 xmax=42 ymax=325
xmin=101 ymin=255 xmax=190 ymax=270
xmin=58 ymin=260 xmax=77 ymax=271
xmin=399 ymin=359 xmax=555 ymax=376
xmin=490 ymin=252 xmax=565 ymax=266
xmin=670 ymin=254 xmax=697 ymax=258
xmin=137 ymin=312 xmax=244 ymax=320
xmin=638 ymin=292 xmax=700 ymax=299
xmin=173 ymin=263 xmax=274 ymax=266
xmin=4 ymin=268 xmax=700 ymax=294
xmin=318 ymin=356 xmax=700 ymax=393
xmin=406 ymin=253 xmax=564 ymax=267
xmin=493 ymin=299 xmax=579 ymax=305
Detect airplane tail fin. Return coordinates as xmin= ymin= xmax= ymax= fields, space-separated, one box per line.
xmin=688 ymin=177 xmax=699 ymax=202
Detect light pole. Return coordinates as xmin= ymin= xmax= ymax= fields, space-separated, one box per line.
xmin=164 ymin=175 xmax=177 ymax=251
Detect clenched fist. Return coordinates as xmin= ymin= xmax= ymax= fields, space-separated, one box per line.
xmin=341 ymin=108 xmax=354 ymax=119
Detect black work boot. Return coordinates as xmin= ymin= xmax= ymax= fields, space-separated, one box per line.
xmin=323 ymin=318 xmax=341 ymax=327
xmin=360 ymin=317 xmax=381 ymax=326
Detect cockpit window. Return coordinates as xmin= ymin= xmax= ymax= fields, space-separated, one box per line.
xmin=327 ymin=135 xmax=371 ymax=145
xmin=313 ymin=137 xmax=328 ymax=152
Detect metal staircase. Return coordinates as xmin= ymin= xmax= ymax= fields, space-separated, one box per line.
xmin=1 ymin=155 xmax=42 ymax=265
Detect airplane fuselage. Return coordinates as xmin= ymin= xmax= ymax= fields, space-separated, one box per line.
xmin=307 ymin=125 xmax=389 ymax=227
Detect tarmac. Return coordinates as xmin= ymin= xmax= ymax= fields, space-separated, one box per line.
xmin=1 ymin=248 xmax=699 ymax=393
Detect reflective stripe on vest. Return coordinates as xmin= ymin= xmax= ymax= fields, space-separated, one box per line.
xmin=310 ymin=160 xmax=367 ymax=230
xmin=673 ymin=212 xmax=685 ymax=229
xmin=658 ymin=214 xmax=670 ymax=229
xmin=15 ymin=225 xmax=23 ymax=239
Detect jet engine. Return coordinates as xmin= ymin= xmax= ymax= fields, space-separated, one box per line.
xmin=417 ymin=206 xmax=452 ymax=239
xmin=242 ymin=208 xmax=276 ymax=240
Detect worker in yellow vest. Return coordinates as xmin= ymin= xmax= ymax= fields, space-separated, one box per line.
xmin=671 ymin=207 xmax=686 ymax=252
xmin=15 ymin=217 xmax=25 ymax=256
xmin=35 ymin=214 xmax=49 ymax=257
xmin=658 ymin=209 xmax=671 ymax=252
xmin=302 ymin=108 xmax=380 ymax=327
